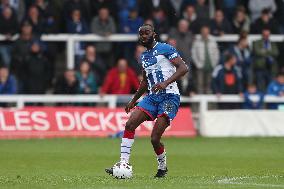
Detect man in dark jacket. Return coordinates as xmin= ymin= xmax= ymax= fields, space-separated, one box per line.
xmin=22 ymin=41 xmax=50 ymax=94
xmin=54 ymin=69 xmax=78 ymax=94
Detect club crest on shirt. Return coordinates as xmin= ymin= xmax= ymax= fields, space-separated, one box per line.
xmin=141 ymin=54 xmax=157 ymax=68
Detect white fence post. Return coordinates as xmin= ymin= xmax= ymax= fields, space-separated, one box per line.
xmin=67 ymin=37 xmax=75 ymax=69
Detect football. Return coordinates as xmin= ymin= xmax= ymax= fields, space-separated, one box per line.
xmin=112 ymin=162 xmax=133 ymax=179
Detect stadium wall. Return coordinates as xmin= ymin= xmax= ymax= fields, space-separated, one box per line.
xmin=201 ymin=110 xmax=284 ymax=137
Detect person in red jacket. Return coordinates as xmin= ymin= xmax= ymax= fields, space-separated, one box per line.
xmin=100 ymin=58 xmax=139 ymax=94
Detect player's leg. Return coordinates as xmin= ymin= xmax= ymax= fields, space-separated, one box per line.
xmin=151 ymin=115 xmax=170 ymax=178
xmin=105 ymin=108 xmax=152 ymax=176
xmin=120 ymin=109 xmax=149 ymax=163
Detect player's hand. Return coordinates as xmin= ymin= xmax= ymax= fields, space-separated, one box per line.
xmin=125 ymin=101 xmax=137 ymax=114
xmin=151 ymin=81 xmax=168 ymax=93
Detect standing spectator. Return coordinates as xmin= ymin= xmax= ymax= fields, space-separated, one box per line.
xmin=243 ymin=83 xmax=264 ymax=109
xmin=169 ymin=19 xmax=193 ymax=65
xmin=248 ymin=0 xmax=277 ymax=22
xmin=76 ymin=60 xmax=98 ymax=94
xmin=10 ymin=21 xmax=37 ymax=93
xmin=232 ymin=6 xmax=250 ymax=34
xmin=81 ymin=45 xmax=106 ymax=86
xmin=91 ymin=7 xmax=116 ymax=68
xmin=0 ymin=66 xmax=17 ymax=94
xmin=100 ymin=58 xmax=139 ymax=94
xmin=67 ymin=9 xmax=89 ymax=59
xmin=250 ymin=8 xmax=280 ymax=34
xmin=212 ymin=53 xmax=243 ymax=96
xmin=267 ymin=72 xmax=284 ymax=109
xmin=210 ymin=9 xmax=232 ymax=36
xmin=24 ymin=5 xmax=45 ymax=35
xmin=212 ymin=53 xmax=243 ymax=109
xmin=0 ymin=6 xmax=18 ymax=66
xmin=54 ymin=69 xmax=79 ymax=94
xmin=192 ymin=25 xmax=219 ymax=93
xmin=229 ymin=35 xmax=252 ymax=88
xmin=252 ymin=28 xmax=279 ymax=91
xmin=22 ymin=41 xmax=50 ymax=94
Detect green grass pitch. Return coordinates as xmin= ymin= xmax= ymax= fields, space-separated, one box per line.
xmin=0 ymin=137 xmax=284 ymax=189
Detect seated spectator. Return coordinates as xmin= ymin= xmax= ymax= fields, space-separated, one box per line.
xmin=80 ymin=45 xmax=106 ymax=86
xmin=76 ymin=60 xmax=98 ymax=94
xmin=182 ymin=5 xmax=200 ymax=34
xmin=243 ymin=83 xmax=264 ymax=109
xmin=24 ymin=5 xmax=45 ymax=35
xmin=215 ymin=0 xmax=239 ymax=22
xmin=138 ymin=0 xmax=176 ymax=26
xmin=66 ymin=9 xmax=89 ymax=34
xmin=54 ymin=69 xmax=78 ymax=94
xmin=267 ymin=72 xmax=284 ymax=109
xmin=194 ymin=0 xmax=210 ymax=20
xmin=90 ymin=0 xmax=118 ymax=21
xmin=232 ymin=6 xmax=250 ymax=34
xmin=251 ymin=8 xmax=280 ymax=34
xmin=0 ymin=6 xmax=18 ymax=66
xmin=0 ymin=0 xmax=25 ymax=22
xmin=120 ymin=7 xmax=143 ymax=34
xmin=22 ymin=41 xmax=50 ymax=94
xmin=248 ymin=0 xmax=277 ymax=22
xmin=10 ymin=21 xmax=36 ymax=93
xmin=228 ymin=34 xmax=252 ymax=88
xmin=212 ymin=53 xmax=242 ymax=95
xmin=63 ymin=0 xmax=90 ymax=23
xmin=100 ymin=58 xmax=139 ymax=94
xmin=267 ymin=73 xmax=284 ymax=96
xmin=210 ymin=9 xmax=232 ymax=36
xmin=0 ymin=65 xmax=17 ymax=94
xmin=212 ymin=53 xmax=243 ymax=109
xmin=169 ymin=19 xmax=193 ymax=66
xmin=152 ymin=8 xmax=169 ymax=35
xmin=91 ymin=7 xmax=116 ymax=68
xmin=34 ymin=0 xmax=59 ymax=33
xmin=67 ymin=9 xmax=89 ymax=59
xmin=252 ymin=28 xmax=279 ymax=91
xmin=192 ymin=25 xmax=220 ymax=94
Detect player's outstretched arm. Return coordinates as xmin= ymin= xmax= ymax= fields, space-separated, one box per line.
xmin=152 ymin=57 xmax=189 ymax=93
xmin=125 ymin=70 xmax=148 ymax=113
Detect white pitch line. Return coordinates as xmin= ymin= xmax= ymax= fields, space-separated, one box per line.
xmin=217 ymin=175 xmax=284 ymax=188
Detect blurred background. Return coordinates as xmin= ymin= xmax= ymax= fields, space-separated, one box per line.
xmin=0 ymin=0 xmax=284 ymax=138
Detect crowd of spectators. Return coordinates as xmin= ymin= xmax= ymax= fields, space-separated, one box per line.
xmin=0 ymin=0 xmax=284 ymax=109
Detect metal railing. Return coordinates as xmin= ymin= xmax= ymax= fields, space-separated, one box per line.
xmin=1 ymin=34 xmax=284 ymax=69
xmin=1 ymin=94 xmax=284 ymax=128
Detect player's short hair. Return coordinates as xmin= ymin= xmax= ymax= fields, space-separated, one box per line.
xmin=139 ymin=24 xmax=155 ymax=32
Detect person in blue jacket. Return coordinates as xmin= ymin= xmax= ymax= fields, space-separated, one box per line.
xmin=266 ymin=72 xmax=284 ymax=109
xmin=243 ymin=83 xmax=264 ymax=109
xmin=0 ymin=66 xmax=17 ymax=95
